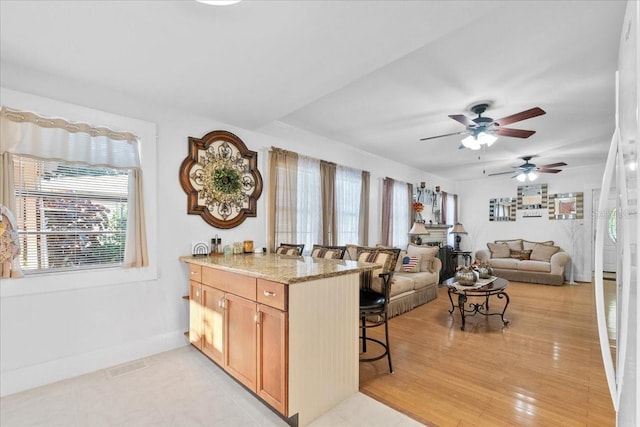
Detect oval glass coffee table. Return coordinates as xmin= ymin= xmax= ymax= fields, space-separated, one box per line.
xmin=443 ymin=276 xmax=510 ymax=331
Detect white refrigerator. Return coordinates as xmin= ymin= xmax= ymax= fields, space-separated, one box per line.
xmin=595 ymin=1 xmax=639 ymax=425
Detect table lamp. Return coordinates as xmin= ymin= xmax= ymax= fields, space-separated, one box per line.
xmin=408 ymin=221 xmax=429 ymax=245
xmin=450 ymin=223 xmax=467 ymax=251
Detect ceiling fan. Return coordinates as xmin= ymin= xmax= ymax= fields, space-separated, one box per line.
xmin=419 ymin=103 xmax=546 ymax=150
xmin=488 ymin=156 xmax=567 ymax=181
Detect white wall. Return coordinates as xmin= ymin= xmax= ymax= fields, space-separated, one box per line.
xmin=455 ymin=164 xmax=606 ymax=282
xmin=0 ymin=65 xmax=454 ymax=396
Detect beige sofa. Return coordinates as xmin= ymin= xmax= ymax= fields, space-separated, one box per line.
xmin=475 ymin=239 xmax=570 ymax=286
xmin=346 ymin=244 xmax=441 ymax=318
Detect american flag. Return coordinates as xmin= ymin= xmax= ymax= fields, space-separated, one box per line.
xmin=402 ymin=256 xmax=419 ymax=271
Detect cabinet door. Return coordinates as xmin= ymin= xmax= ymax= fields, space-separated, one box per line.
xmin=201 ymin=285 xmax=225 ymax=365
xmin=189 ymin=281 xmax=202 ymax=349
xmin=224 ymin=293 xmax=257 ymax=390
xmin=256 ymin=304 xmax=288 ymax=415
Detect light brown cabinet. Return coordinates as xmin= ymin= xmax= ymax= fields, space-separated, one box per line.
xmin=187 ymin=265 xmax=288 ymax=416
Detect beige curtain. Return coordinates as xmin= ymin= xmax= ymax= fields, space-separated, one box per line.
xmin=453 ymin=193 xmax=459 ymax=224
xmin=268 ymin=148 xmax=298 ymax=252
xmin=0 ymin=153 xmax=23 ymax=277
xmin=381 ymin=177 xmax=394 ymax=246
xmin=359 ymin=171 xmax=370 ymax=245
xmin=123 ymin=168 xmax=148 ymax=267
xmin=320 ymin=161 xmax=336 ymax=245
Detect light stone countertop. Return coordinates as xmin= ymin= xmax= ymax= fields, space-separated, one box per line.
xmin=180 ymin=253 xmax=379 ymax=284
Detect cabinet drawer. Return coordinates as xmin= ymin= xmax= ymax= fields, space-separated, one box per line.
xmin=257 ymin=279 xmax=287 ymax=311
xmin=189 ymin=264 xmax=202 ymax=282
xmin=202 ymin=267 xmax=256 ymax=301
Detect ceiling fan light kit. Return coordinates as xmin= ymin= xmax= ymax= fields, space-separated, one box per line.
xmin=420 ymin=102 xmax=546 ymax=150
xmin=492 ymin=156 xmax=567 ymax=181
xmin=461 ymin=131 xmax=497 ymax=150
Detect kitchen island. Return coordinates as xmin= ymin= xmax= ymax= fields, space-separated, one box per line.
xmin=180 ymin=253 xmax=378 ymax=427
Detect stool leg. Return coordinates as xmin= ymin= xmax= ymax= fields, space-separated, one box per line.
xmin=361 ymin=314 xmax=367 ymax=353
xmin=384 ymin=314 xmax=393 ymax=373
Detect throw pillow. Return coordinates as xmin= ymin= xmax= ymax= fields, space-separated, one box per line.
xmin=356 ymin=248 xmax=401 ymax=273
xmin=357 ymin=248 xmax=401 ymax=290
xmin=276 ymin=246 xmax=300 ymax=256
xmin=400 ymin=255 xmax=421 ymax=273
xmin=310 ymin=247 xmax=343 ymax=259
xmin=395 ymin=249 xmax=408 ymax=272
xmin=523 ymin=240 xmax=554 ymax=251
xmin=530 ymin=244 xmax=560 ymax=262
xmin=344 ymin=244 xmax=360 ymax=261
xmin=406 ymin=244 xmax=439 ymax=272
xmin=495 ymin=239 xmax=523 ymax=252
xmin=487 ymin=242 xmax=510 ymax=258
xmin=510 ymin=250 xmax=523 ymax=259
xmin=520 ymin=249 xmax=532 ymax=260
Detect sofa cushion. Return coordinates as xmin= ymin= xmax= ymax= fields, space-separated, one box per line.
xmin=408 ymin=271 xmax=438 ymax=290
xmin=523 ymin=240 xmax=554 ymax=251
xmin=406 ymin=244 xmax=439 ymax=272
xmin=487 ymin=258 xmax=519 ymax=269
xmin=310 ymin=246 xmax=343 ymax=259
xmin=530 ymin=244 xmax=560 ymax=262
xmin=487 ymin=242 xmax=510 ymax=258
xmin=344 ymin=244 xmax=359 ymax=261
xmin=520 ymin=249 xmax=532 ymax=260
xmin=517 ymin=260 xmax=552 ymax=273
xmin=374 ymin=274 xmax=415 ymax=297
xmin=495 ymin=239 xmax=523 ymax=251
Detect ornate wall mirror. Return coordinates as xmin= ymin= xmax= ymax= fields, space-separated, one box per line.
xmin=489 ymin=197 xmax=516 ymax=221
xmin=517 ymin=184 xmax=547 ymax=209
xmin=179 ymin=130 xmax=263 ymax=229
xmin=548 ymin=192 xmax=584 ymax=219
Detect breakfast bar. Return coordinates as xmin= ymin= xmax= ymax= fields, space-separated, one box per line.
xmin=180 ymin=253 xmax=378 ymax=427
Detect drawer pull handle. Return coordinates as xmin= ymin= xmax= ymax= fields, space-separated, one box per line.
xmin=263 ymin=290 xmax=277 ymax=297
xmin=191 ymin=271 xmax=198 ymax=275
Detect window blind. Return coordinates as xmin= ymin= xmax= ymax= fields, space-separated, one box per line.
xmin=13 ymin=155 xmax=129 ymax=273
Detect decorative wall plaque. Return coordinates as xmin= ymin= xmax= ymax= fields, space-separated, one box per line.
xmin=179 ymin=130 xmax=263 ymax=229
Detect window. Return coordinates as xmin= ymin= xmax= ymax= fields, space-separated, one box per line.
xmin=12 ymin=156 xmax=130 ymax=273
xmin=1 ymin=105 xmax=148 ymax=279
xmin=335 ymin=166 xmax=362 ymax=245
xmin=269 ymin=148 xmax=369 ymax=250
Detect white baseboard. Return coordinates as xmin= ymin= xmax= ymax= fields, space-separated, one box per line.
xmin=0 ymin=331 xmax=187 ymax=397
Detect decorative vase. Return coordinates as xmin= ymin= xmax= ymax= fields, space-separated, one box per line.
xmin=455 ymin=268 xmax=477 ymax=286
xmin=477 ymin=265 xmax=491 ymax=279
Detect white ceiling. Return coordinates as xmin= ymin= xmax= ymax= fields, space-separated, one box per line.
xmin=0 ymin=0 xmax=628 ymax=181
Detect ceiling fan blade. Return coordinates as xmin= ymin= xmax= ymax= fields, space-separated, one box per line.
xmin=494 ymin=107 xmax=546 ymax=126
xmin=487 ymin=171 xmax=516 ymax=176
xmin=538 ymin=162 xmax=567 ymax=169
xmin=448 ymin=114 xmax=476 ymax=127
xmin=419 ymin=131 xmax=467 ymax=141
xmin=537 ymin=168 xmax=563 ymax=173
xmin=496 ymin=128 xmax=536 ymax=138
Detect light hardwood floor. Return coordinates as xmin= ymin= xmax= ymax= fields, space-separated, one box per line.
xmin=359 ymin=279 xmax=616 ymax=427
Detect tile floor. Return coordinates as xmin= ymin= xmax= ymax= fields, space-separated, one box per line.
xmin=0 ymin=345 xmax=424 ymax=427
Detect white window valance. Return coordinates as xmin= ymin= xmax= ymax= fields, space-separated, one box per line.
xmin=0 ymin=107 xmax=140 ymax=169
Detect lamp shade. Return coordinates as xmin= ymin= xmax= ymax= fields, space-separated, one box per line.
xmin=450 ymin=223 xmax=467 ymax=234
xmin=409 ymin=222 xmax=429 ymax=234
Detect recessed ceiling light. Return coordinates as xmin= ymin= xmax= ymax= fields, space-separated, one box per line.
xmin=196 ymin=0 xmax=242 ymax=5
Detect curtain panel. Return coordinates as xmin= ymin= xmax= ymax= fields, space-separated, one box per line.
xmin=320 ymin=161 xmax=337 ymax=245
xmin=381 ymin=177 xmax=394 ymax=246
xmin=359 ymin=171 xmax=370 ymax=246
xmin=268 ymin=148 xmax=298 ymax=252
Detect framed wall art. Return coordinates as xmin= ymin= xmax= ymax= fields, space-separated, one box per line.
xmin=548 ymin=192 xmax=584 ymax=220
xmin=179 ymin=130 xmax=263 ymax=229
